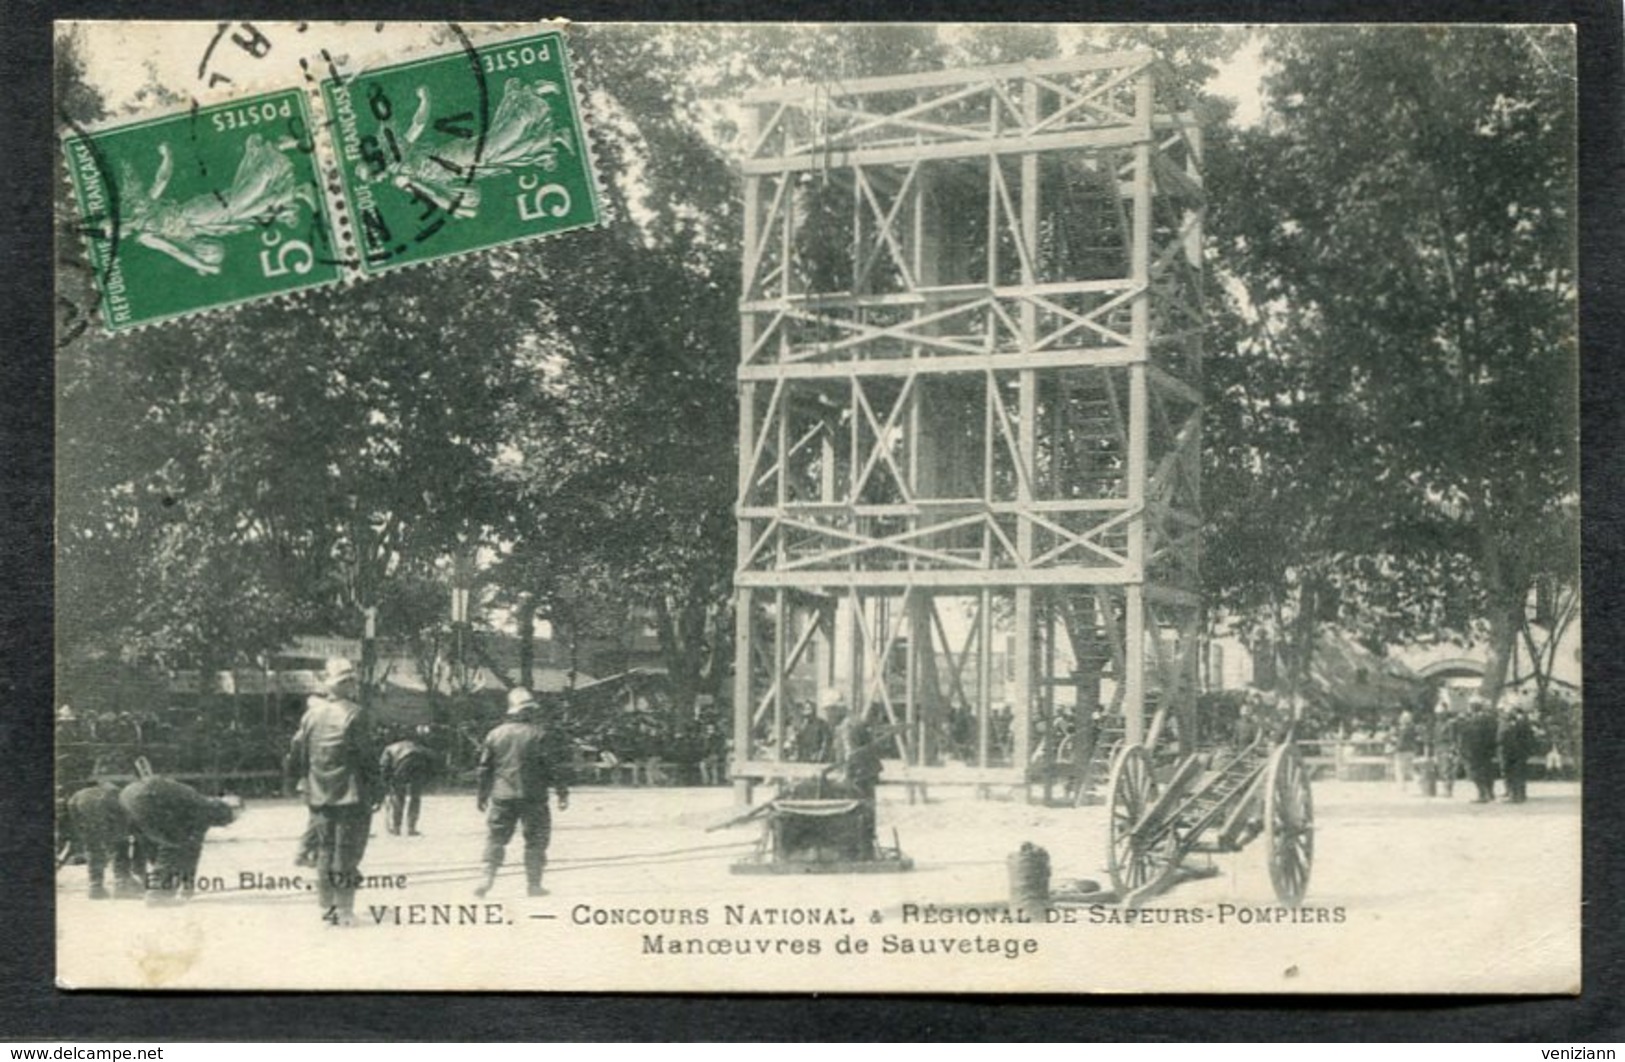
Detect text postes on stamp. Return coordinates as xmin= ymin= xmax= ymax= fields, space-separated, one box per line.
xmin=64 ymin=89 xmax=340 ymax=331
xmin=322 ymin=29 xmax=601 ymax=276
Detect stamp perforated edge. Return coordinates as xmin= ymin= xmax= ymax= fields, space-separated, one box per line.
xmin=58 ymin=86 xmax=345 ymax=334
xmin=305 ymin=21 xmax=608 ymax=282
xmin=59 ymin=21 xmax=611 ymax=331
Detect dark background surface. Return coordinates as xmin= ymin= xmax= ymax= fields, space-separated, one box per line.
xmin=4 ymin=0 xmax=1622 ymax=1041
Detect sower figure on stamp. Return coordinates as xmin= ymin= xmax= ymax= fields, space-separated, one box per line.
xmin=64 ymin=782 xmax=144 ymax=900
xmin=119 ymin=137 xmax=319 ymax=276
xmin=474 ymin=688 xmax=570 ymax=898
xmin=380 ymin=731 xmax=436 ymax=836
xmin=118 ymin=776 xmax=238 ymax=906
xmin=289 ymin=657 xmax=382 ymax=926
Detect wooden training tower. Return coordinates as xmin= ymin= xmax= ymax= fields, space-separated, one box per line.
xmin=731 ymin=53 xmax=1204 ymax=796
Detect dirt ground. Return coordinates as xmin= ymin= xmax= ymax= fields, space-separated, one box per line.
xmin=55 ymin=776 xmax=1581 ymax=994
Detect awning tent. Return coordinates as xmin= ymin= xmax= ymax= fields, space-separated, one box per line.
xmin=383 ymin=656 xmax=593 ymax=690
xmin=569 ymin=668 xmax=669 ymax=712
xmin=370 ymin=658 xmax=598 ymax=724
xmin=1304 ymin=630 xmax=1422 ymax=712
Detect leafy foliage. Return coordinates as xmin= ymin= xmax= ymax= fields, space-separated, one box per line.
xmin=1203 ymin=27 xmax=1577 ymax=700
xmin=56 ymin=24 xmax=1574 ymax=729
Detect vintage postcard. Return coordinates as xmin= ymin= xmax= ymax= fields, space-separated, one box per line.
xmin=54 ymin=21 xmax=1581 ymax=993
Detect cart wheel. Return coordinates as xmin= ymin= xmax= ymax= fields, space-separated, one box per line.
xmin=1105 ymin=744 xmax=1175 ymax=896
xmin=1264 ymin=742 xmax=1314 ymax=905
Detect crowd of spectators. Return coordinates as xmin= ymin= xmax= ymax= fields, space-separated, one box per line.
xmin=57 ymin=680 xmax=1579 ymax=801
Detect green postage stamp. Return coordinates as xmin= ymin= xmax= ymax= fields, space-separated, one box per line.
xmin=63 ymin=89 xmax=340 ymax=330
xmin=62 ymin=27 xmax=600 ymax=329
xmin=323 ymin=29 xmax=601 ymax=275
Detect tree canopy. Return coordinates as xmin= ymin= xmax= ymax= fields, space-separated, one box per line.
xmin=56 ymin=24 xmax=1577 ymax=718
xmin=1202 ymin=26 xmax=1577 ymax=702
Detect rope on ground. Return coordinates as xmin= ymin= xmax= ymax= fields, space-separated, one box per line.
xmin=70 ymin=838 xmax=765 ymax=900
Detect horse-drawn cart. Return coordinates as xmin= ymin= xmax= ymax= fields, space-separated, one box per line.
xmin=1103 ymin=729 xmax=1313 ymax=907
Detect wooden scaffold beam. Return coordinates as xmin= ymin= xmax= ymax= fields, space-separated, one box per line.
xmin=732 ymin=50 xmax=1203 ymax=798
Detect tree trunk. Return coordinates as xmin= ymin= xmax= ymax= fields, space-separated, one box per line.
xmin=1518 ymin=619 xmax=1550 ymax=709
xmin=517 ymin=595 xmax=536 ymax=690
xmin=1478 ymin=597 xmax=1522 ymax=709
xmin=654 ymin=595 xmax=700 ymax=717
xmin=567 ymin=622 xmax=580 ymax=691
xmin=1517 ymin=586 xmax=1576 ymax=715
xmin=1476 ymin=528 xmax=1525 ymax=708
xmin=1282 ymin=578 xmax=1319 ymax=723
xmin=359 ymin=610 xmax=377 ymax=711
xmin=410 ymin=632 xmax=446 ymax=726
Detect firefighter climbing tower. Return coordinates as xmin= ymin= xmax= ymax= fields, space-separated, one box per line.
xmin=731 ymin=53 xmax=1205 ymax=796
